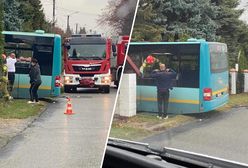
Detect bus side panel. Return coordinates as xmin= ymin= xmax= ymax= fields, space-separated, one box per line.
xmin=51 ymin=35 xmax=61 ymax=96
xmin=199 ymin=43 xmax=211 ymax=112
xmin=137 ymin=85 xmax=200 ymax=114
xmin=13 ymin=74 xmax=52 ymax=98
xmin=204 ymin=71 xmax=229 ymax=111
xmin=200 ymin=43 xmax=229 ymax=112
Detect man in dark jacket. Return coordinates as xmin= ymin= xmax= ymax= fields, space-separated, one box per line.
xmin=28 ymin=58 xmax=42 ymax=104
xmin=151 ymin=64 xmax=177 ymax=119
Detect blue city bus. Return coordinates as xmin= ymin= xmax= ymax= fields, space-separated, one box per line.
xmin=127 ymin=39 xmax=228 ymax=114
xmin=2 ymin=30 xmax=61 ymax=98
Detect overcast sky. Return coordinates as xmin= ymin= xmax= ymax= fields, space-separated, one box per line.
xmin=40 ymin=0 xmax=110 ymax=34
xmin=239 ymin=0 xmax=248 ymax=23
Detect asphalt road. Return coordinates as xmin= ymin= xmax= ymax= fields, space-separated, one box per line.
xmin=143 ymin=107 xmax=248 ymax=165
xmin=0 ymin=88 xmax=117 ymax=168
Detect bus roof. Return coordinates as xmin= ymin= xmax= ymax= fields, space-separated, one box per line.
xmin=130 ymin=41 xmax=225 ymax=45
xmin=2 ymin=30 xmax=60 ymax=38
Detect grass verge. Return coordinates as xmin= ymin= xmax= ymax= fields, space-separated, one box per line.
xmin=0 ymin=99 xmax=46 ymax=119
xmin=110 ymin=93 xmax=248 ymax=141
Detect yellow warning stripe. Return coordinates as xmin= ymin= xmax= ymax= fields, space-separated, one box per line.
xmin=137 ymin=97 xmax=200 ymax=104
xmin=212 ymin=87 xmax=228 ymax=95
xmin=14 ymin=85 xmax=51 ymax=90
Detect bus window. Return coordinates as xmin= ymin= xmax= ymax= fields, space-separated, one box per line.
xmin=4 ymin=35 xmax=54 ymax=76
xmin=34 ymin=44 xmax=54 ymax=76
xmin=5 ymin=42 xmax=33 ymax=74
xmin=127 ymin=44 xmax=200 ymax=88
xmin=209 ymin=43 xmax=228 ymax=73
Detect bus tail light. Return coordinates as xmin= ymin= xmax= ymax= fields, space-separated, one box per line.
xmin=203 ymin=88 xmax=212 ymax=101
xmin=55 ymin=76 xmax=61 ymax=87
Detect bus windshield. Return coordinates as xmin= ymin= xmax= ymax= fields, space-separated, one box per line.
xmin=68 ymin=44 xmax=106 ymax=60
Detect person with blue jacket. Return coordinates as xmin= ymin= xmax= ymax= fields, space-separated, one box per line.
xmin=151 ymin=63 xmax=177 ymax=119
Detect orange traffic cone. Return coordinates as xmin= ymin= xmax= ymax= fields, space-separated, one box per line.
xmin=64 ymin=97 xmax=74 ymax=115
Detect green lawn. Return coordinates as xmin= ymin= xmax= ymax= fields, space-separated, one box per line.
xmin=0 ymin=100 xmax=46 ymax=119
xmin=110 ymin=93 xmax=248 ymax=141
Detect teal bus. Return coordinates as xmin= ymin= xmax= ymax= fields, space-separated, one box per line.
xmin=2 ymin=30 xmax=62 ymax=98
xmin=127 ymin=39 xmax=229 ymax=114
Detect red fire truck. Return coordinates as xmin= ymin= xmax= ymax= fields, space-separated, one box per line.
xmin=112 ymin=35 xmax=129 ymax=87
xmin=63 ymin=34 xmax=129 ymax=93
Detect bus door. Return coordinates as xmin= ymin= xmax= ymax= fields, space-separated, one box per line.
xmin=32 ymin=39 xmax=55 ymax=97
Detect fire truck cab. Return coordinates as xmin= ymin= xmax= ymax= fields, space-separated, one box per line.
xmin=63 ymin=34 xmax=113 ymax=93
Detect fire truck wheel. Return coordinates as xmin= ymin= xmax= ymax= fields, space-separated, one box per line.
xmin=64 ymin=86 xmax=72 ymax=93
xmin=72 ymin=87 xmax=77 ymax=93
xmin=101 ymin=86 xmax=110 ymax=94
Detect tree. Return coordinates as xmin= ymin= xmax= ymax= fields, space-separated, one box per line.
xmin=0 ymin=1 xmax=10 ymax=100
xmin=132 ymin=0 xmax=164 ymax=41
xmin=210 ymin=0 xmax=248 ymax=67
xmin=98 ymin=0 xmax=138 ymax=35
xmin=18 ymin=0 xmax=51 ymax=32
xmin=4 ymin=0 xmax=22 ymax=31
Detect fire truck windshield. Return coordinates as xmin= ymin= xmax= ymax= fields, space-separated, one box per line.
xmin=68 ymin=44 xmax=106 ymax=60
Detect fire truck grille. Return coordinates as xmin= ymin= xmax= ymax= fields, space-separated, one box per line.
xmin=72 ymin=65 xmax=101 ymax=72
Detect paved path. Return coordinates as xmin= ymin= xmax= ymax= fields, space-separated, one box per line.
xmin=0 ymin=88 xmax=117 ymax=168
xmin=143 ymin=107 xmax=248 ymax=164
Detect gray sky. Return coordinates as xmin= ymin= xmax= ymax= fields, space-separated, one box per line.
xmin=40 ymin=0 xmax=110 ymax=34
xmin=239 ymin=0 xmax=248 ymax=23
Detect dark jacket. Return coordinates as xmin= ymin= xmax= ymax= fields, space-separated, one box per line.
xmin=29 ymin=64 xmax=42 ymax=84
xmin=151 ymin=69 xmax=177 ymax=91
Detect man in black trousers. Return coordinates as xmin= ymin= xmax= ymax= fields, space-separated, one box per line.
xmin=151 ymin=64 xmax=177 ymax=119
xmin=28 ymin=58 xmax=42 ymax=104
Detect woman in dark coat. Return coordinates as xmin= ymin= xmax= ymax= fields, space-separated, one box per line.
xmin=28 ymin=58 xmax=42 ymax=104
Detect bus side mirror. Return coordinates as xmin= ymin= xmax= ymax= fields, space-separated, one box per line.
xmin=64 ymin=43 xmax=71 ymax=50
xmin=112 ymin=44 xmax=117 ymax=57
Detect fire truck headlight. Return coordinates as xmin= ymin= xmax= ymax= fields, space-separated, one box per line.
xmin=64 ymin=76 xmax=73 ymax=84
xmin=101 ymin=76 xmax=111 ymax=84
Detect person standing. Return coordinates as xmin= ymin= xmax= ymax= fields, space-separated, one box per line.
xmin=0 ymin=54 xmax=10 ymax=100
xmin=28 ymin=58 xmax=42 ymax=104
xmin=6 ymin=53 xmax=17 ymax=97
xmin=151 ymin=64 xmax=177 ymax=119
xmin=140 ymin=55 xmax=160 ymax=77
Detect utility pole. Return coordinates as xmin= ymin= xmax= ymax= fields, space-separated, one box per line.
xmin=52 ymin=0 xmax=55 ymax=31
xmin=66 ymin=15 xmax=70 ymax=33
xmin=66 ymin=11 xmax=79 ymax=35
xmin=76 ymin=23 xmax=78 ymax=34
